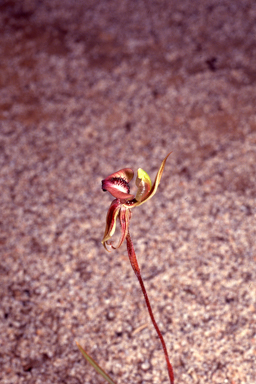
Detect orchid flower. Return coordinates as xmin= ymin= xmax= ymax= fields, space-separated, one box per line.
xmin=102 ymin=152 xmax=171 ymax=251
xmin=101 ymin=152 xmax=175 ymax=384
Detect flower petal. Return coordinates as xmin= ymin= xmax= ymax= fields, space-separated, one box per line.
xmin=102 ymin=168 xmax=135 ymax=200
xmin=102 ymin=199 xmax=121 ymax=251
xmin=135 ymin=168 xmax=152 ymax=202
xmin=124 ymin=152 xmax=172 ymax=208
xmin=141 ymin=152 xmax=172 ymax=204
xmin=111 ymin=206 xmax=131 ymax=249
xmin=106 ymin=168 xmax=134 ymax=183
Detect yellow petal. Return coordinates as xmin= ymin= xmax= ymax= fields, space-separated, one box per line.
xmin=124 ymin=152 xmax=172 ymax=208
xmin=135 ymin=168 xmax=152 ymax=202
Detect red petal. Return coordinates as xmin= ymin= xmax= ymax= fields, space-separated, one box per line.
xmin=111 ymin=206 xmax=131 ymax=249
xmin=104 ymin=168 xmax=134 ymax=183
xmin=102 ymin=199 xmax=121 ymax=251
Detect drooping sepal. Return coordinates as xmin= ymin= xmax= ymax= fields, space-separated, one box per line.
xmin=111 ymin=206 xmax=131 ymax=249
xmin=102 ymin=199 xmax=121 ymax=251
xmin=102 ymin=168 xmax=134 ymax=200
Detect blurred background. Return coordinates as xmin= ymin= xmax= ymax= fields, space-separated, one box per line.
xmin=0 ymin=1 xmax=256 ymax=383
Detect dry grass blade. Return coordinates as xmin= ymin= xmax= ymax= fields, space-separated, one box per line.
xmin=76 ymin=342 xmax=118 ymax=384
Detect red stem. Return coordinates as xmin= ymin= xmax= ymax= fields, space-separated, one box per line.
xmin=126 ymin=231 xmax=174 ymax=384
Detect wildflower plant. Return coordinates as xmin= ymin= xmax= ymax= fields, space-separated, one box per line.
xmin=78 ymin=152 xmax=174 ymax=384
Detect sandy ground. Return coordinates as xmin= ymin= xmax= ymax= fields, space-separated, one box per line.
xmin=0 ymin=1 xmax=256 ymax=383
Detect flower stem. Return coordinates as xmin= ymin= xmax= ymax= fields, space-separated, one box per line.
xmin=126 ymin=231 xmax=174 ymax=384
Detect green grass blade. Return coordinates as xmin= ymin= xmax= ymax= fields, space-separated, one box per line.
xmin=76 ymin=342 xmax=118 ymax=384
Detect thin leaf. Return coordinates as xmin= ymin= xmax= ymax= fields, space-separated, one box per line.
xmin=76 ymin=342 xmax=118 ymax=384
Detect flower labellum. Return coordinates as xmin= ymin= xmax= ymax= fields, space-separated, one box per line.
xmin=102 ymin=168 xmax=134 ymax=200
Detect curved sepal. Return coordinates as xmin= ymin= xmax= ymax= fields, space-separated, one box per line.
xmin=102 ymin=199 xmax=121 ymax=251
xmin=111 ymin=206 xmax=131 ymax=250
xmin=141 ymin=151 xmax=172 ymax=204
xmin=124 ymin=152 xmax=172 ymax=208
